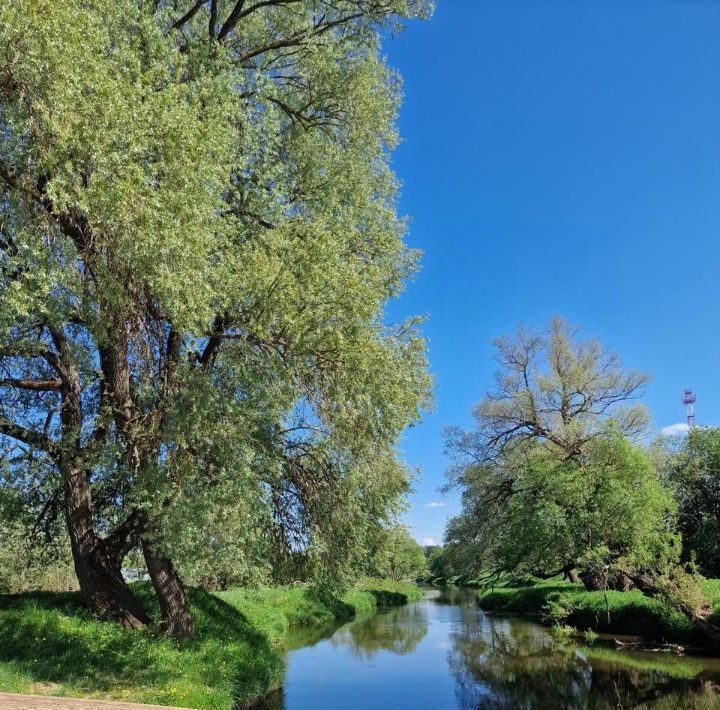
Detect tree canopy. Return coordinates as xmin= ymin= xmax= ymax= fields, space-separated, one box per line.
xmin=0 ymin=0 xmax=432 ymax=635
xmin=446 ymin=433 xmax=678 ymax=586
xmin=662 ymin=427 xmax=720 ymax=577
xmin=445 ymin=317 xmax=649 ymax=468
xmin=444 ymin=320 xmax=675 ymax=588
xmin=369 ymin=525 xmax=428 ymax=582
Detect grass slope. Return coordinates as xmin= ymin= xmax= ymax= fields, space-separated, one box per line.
xmin=0 ymin=577 xmax=421 ymax=709
xmin=477 ymin=578 xmax=720 ymax=646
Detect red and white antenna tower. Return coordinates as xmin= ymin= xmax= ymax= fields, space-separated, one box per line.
xmin=682 ymin=389 xmax=697 ymax=429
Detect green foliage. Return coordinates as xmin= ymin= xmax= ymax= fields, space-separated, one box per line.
xmin=583 ymin=628 xmax=599 ymax=644
xmin=549 ymin=623 xmax=575 ymax=640
xmin=662 ymin=427 xmax=720 ymax=577
xmin=443 ymin=320 xmax=673 ymax=585
xmin=0 ymin=481 xmax=76 ymax=594
xmin=0 ymin=0 xmax=432 ymax=604
xmin=477 ymin=579 xmax=699 ymax=644
xmin=425 ymin=545 xmax=461 ymax=582
xmin=0 ymin=578 xmax=419 ymax=708
xmin=368 ymin=525 xmax=428 ymax=582
xmin=446 ymin=433 xmax=678 ymax=583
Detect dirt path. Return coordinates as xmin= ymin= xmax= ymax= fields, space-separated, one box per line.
xmin=0 ymin=694 xmax=184 ymax=710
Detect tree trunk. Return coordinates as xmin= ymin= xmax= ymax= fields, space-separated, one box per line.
xmin=63 ymin=463 xmax=150 ymax=628
xmin=58 ymin=331 xmax=149 ymax=629
xmin=581 ymin=571 xmax=607 ymax=591
xmin=614 ymin=573 xmax=634 ymax=592
xmin=566 ymin=568 xmax=581 ymax=584
xmin=143 ymin=540 xmax=194 ymax=639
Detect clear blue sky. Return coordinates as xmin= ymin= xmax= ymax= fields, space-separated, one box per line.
xmin=381 ymin=1 xmax=720 ymax=546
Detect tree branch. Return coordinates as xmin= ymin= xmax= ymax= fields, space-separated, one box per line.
xmin=199 ymin=314 xmax=227 ymax=367
xmin=171 ymin=0 xmax=209 ymax=31
xmin=208 ymin=0 xmax=218 ymax=38
xmin=0 ymin=160 xmax=90 ymax=254
xmin=0 ymin=378 xmax=62 ymax=391
xmin=218 ymin=0 xmax=302 ymax=42
xmin=105 ymin=510 xmax=148 ymax=565
xmin=228 ymin=12 xmax=364 ymax=57
xmin=0 ymin=415 xmax=57 ymax=458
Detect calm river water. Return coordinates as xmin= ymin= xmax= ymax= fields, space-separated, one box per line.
xmin=261 ymin=587 xmax=720 ymax=709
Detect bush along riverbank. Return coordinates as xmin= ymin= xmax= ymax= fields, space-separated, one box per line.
xmin=476 ymin=578 xmax=720 ymax=649
xmin=0 ymin=577 xmax=422 ymax=709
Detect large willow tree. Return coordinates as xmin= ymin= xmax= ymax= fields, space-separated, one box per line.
xmin=0 ymin=0 xmax=431 ymax=637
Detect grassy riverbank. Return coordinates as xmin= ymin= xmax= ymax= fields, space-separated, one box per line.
xmin=477 ymin=578 xmax=720 ymax=645
xmin=0 ymin=578 xmax=421 ymax=709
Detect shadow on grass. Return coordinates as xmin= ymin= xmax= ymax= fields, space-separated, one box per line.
xmin=0 ymin=583 xmax=282 ymax=707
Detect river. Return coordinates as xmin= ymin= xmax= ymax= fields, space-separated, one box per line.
xmin=260 ymin=587 xmax=720 ymax=709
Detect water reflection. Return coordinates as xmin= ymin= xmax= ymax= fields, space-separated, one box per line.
xmin=447 ymin=609 xmax=710 ymax=708
xmin=330 ymin=604 xmax=429 ymax=658
xmin=282 ymin=618 xmax=340 ymax=652
xmin=268 ymin=589 xmax=720 ymax=709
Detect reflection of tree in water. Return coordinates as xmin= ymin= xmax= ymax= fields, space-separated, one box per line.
xmin=282 ymin=618 xmax=340 ymax=652
xmin=448 ymin=614 xmax=718 ymax=709
xmin=434 ymin=587 xmax=482 ymax=609
xmin=331 ymin=604 xmax=429 ymax=659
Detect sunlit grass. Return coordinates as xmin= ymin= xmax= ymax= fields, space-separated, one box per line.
xmin=477 ymin=578 xmax=700 ymax=643
xmin=0 ymin=578 xmax=420 ymax=709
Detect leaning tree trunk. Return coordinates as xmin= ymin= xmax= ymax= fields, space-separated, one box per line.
xmin=143 ymin=540 xmax=194 ymax=639
xmin=566 ymin=568 xmax=581 ymax=584
xmin=63 ymin=461 xmax=150 ymax=628
xmin=58 ymin=335 xmax=150 ymax=629
xmin=580 ymin=571 xmax=608 ymax=591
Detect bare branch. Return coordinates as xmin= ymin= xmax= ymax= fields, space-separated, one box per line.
xmin=218 ymin=0 xmax=303 ymax=42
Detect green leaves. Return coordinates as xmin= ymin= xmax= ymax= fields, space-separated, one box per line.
xmin=663 ymin=427 xmax=720 ymax=577
xmin=444 ymin=319 xmax=672 ymax=583
xmin=0 ymin=0 xmax=430 ymax=593
xmin=446 ymin=433 xmax=678 ymax=583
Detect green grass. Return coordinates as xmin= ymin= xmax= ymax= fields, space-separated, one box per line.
xmin=700 ymin=578 xmax=720 ymax=622
xmin=477 ymin=578 xmax=703 ymax=644
xmin=0 ymin=577 xmax=420 ymax=709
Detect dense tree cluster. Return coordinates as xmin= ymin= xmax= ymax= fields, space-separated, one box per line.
xmin=661 ymin=428 xmax=720 ymax=578
xmin=0 ymin=0 xmax=432 ymax=636
xmin=443 ymin=319 xmax=698 ymax=600
xmin=368 ymin=524 xmax=428 ymax=582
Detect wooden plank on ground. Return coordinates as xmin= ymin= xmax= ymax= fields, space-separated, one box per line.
xmin=0 ymin=693 xmax=185 ymax=710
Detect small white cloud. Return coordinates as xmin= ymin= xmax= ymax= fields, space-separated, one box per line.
xmin=661 ymin=422 xmax=690 ymax=436
xmin=422 ymin=537 xmax=436 ymax=546
xmin=424 ymin=501 xmax=445 ymax=508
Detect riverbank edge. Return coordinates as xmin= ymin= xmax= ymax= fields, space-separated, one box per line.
xmin=0 ymin=578 xmax=422 ymax=710
xmin=474 ymin=579 xmax=720 ymax=650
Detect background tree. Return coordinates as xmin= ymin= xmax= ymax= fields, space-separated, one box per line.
xmin=0 ymin=469 xmax=76 ymax=593
xmin=425 ymin=544 xmax=462 ymax=582
xmin=445 ymin=317 xmax=649 ymax=467
xmin=444 ymin=319 xmax=673 ymax=588
xmin=369 ymin=525 xmax=428 ymax=582
xmin=445 ymin=433 xmax=678 ymax=588
xmin=662 ymin=427 xmax=720 ymax=577
xmin=0 ymin=0 xmax=431 ymax=636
